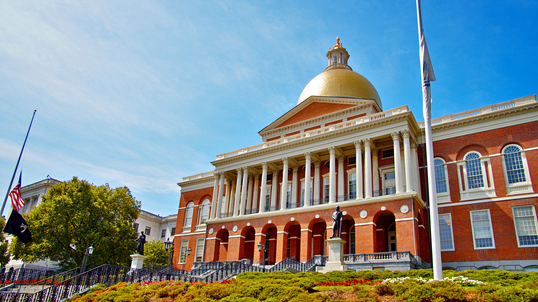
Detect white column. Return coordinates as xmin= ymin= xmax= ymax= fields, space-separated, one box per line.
xmin=259 ymin=163 xmax=268 ymax=213
xmin=216 ymin=173 xmax=225 ymax=219
xmin=291 ymin=166 xmax=298 ymax=207
xmin=314 ymin=161 xmax=321 ymax=204
xmin=240 ymin=167 xmax=249 ymax=216
xmin=246 ymin=175 xmax=254 ymax=212
xmin=354 ymin=141 xmax=363 ymax=199
xmin=304 ymin=152 xmax=312 ymax=207
xmin=210 ymin=173 xmax=219 ymax=219
xmin=337 ymin=155 xmax=344 ymax=200
xmin=412 ymin=142 xmax=421 ymax=198
xmin=329 ymin=146 xmax=336 ymax=204
xmin=253 ymin=175 xmax=259 ymax=212
xmin=234 ymin=169 xmax=242 ymax=216
xmin=224 ymin=179 xmax=231 ymax=215
xmin=271 ymin=170 xmax=278 ymax=211
xmin=280 ymin=157 xmax=289 ymax=211
xmin=403 ymin=130 xmax=413 ymax=192
xmin=372 ymin=149 xmax=379 ymax=194
xmin=392 ymin=132 xmax=403 ymax=194
xmin=364 ymin=139 xmax=372 ymax=198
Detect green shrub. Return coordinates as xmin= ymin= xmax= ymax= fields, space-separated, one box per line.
xmin=373 ymin=282 xmax=394 ymax=296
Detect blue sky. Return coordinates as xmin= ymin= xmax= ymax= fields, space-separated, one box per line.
xmin=1 ymin=1 xmax=537 ymax=216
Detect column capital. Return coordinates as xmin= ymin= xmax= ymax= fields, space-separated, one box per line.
xmin=391 ymin=132 xmax=401 ymax=141
xmin=243 ymin=167 xmax=249 ymax=174
xmin=354 ymin=140 xmax=363 ymax=148
xmin=282 ymin=157 xmax=289 ymax=164
xmin=337 ymin=155 xmax=345 ymax=161
xmin=402 ymin=129 xmax=410 ymax=139
xmin=364 ymin=138 xmax=372 ymax=148
xmin=261 ymin=162 xmax=268 ymax=169
xmin=313 ymin=161 xmax=321 ymax=168
xmin=411 ymin=141 xmax=417 ymax=149
xmin=236 ymin=168 xmax=243 ymax=173
xmin=304 ymin=152 xmax=311 ymax=160
xmin=328 ymin=146 xmax=336 ymax=154
xmin=292 ymin=165 xmax=299 ymax=172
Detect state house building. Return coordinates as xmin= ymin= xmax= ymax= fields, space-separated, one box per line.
xmin=173 ymin=39 xmax=538 ymax=272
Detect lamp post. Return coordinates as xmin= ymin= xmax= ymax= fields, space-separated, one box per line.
xmin=257 ymin=242 xmax=265 ymax=270
xmin=80 ymin=244 xmax=94 ymax=273
xmin=163 ymin=238 xmax=173 ymax=268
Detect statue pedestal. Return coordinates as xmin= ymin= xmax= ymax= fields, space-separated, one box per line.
xmin=317 ymin=238 xmax=348 ymax=273
xmin=130 ymin=254 xmax=147 ymax=270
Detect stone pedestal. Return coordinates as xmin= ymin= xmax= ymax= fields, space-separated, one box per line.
xmin=317 ymin=238 xmax=348 ymax=273
xmin=130 ymin=254 xmax=147 ymax=270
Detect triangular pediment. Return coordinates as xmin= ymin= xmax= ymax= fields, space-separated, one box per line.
xmin=259 ymin=96 xmax=380 ymax=141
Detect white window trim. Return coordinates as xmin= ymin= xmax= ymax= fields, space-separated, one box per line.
xmin=470 ymin=209 xmax=496 ymax=250
xmin=439 ymin=213 xmax=455 ymax=251
xmin=434 ymin=158 xmax=451 ymax=204
xmin=457 ymin=152 xmax=496 ymax=201
xmin=501 ymin=144 xmax=534 ymax=195
xmin=347 ymin=168 xmax=357 ymax=199
xmin=512 ymin=205 xmax=538 ymax=247
xmin=179 ymin=240 xmax=189 ymax=264
xmin=195 ymin=238 xmax=205 ymax=262
xmin=197 ymin=199 xmax=211 ymax=226
xmin=379 ymin=165 xmax=395 ymax=195
xmin=183 ymin=202 xmax=194 ymax=233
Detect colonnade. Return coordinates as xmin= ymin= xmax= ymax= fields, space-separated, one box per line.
xmin=209 ymin=131 xmax=420 ymax=220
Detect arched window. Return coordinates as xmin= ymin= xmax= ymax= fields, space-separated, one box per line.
xmin=465 ymin=152 xmax=484 ymax=189
xmin=197 ymin=199 xmax=211 ymax=225
xmin=184 ymin=202 xmax=194 ymax=229
xmin=502 ymin=144 xmax=533 ymax=195
xmin=457 ymin=151 xmax=496 ymax=200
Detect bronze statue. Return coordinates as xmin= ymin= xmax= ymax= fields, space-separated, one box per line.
xmin=136 ymin=232 xmax=146 ymax=255
xmin=331 ymin=206 xmax=343 ymax=238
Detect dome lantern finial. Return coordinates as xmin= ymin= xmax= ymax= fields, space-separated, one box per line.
xmin=326 ymin=37 xmax=351 ymax=71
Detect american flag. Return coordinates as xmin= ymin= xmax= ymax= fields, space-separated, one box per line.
xmin=9 ymin=173 xmax=25 ymax=211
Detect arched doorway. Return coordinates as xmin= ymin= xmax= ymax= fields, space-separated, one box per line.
xmin=215 ymin=229 xmax=229 ymax=261
xmin=341 ymin=216 xmax=356 ymax=254
xmin=374 ymin=212 xmax=396 ymax=253
xmin=311 ymin=220 xmax=327 ymax=256
xmin=285 ymin=222 xmax=301 ymax=260
xmin=263 ymin=225 xmax=277 ymax=265
xmin=243 ymin=227 xmax=256 ymax=263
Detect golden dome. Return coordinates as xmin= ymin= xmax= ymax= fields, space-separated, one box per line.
xmin=297 ymin=68 xmax=382 ymax=108
xmin=298 ymin=38 xmax=382 ymax=109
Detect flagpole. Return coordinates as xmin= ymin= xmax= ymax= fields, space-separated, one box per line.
xmin=416 ymin=0 xmax=442 ymax=280
xmin=1 ymin=110 xmax=37 ymax=217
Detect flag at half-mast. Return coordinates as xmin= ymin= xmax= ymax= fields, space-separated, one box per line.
xmin=9 ymin=172 xmax=25 ymax=211
xmin=420 ymin=33 xmax=436 ymax=122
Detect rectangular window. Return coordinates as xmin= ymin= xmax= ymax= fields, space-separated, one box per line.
xmin=134 ymin=223 xmax=139 ymax=232
xmin=323 ymin=178 xmax=330 ymax=203
xmin=348 ymin=156 xmax=356 ymax=165
xmin=286 ymin=183 xmax=292 ymax=205
xmin=434 ymin=160 xmax=448 ymax=193
xmin=348 ymin=173 xmax=356 ymax=199
xmin=512 ymin=205 xmax=538 ymax=247
xmin=171 ymin=228 xmax=176 ymax=235
xmin=439 ymin=214 xmax=455 ymax=251
xmin=195 ymin=238 xmax=205 ymax=262
xmin=470 ymin=210 xmax=495 ymax=249
xmin=300 ymin=180 xmax=313 ymax=205
xmin=145 ymin=226 xmax=151 ymax=236
xmin=161 ymin=229 xmax=166 ymax=238
xmin=179 ymin=240 xmax=189 ymax=264
xmin=382 ymin=149 xmax=394 ymax=159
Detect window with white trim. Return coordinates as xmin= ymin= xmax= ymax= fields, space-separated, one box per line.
xmin=197 ymin=199 xmax=211 ymax=225
xmin=179 ymin=240 xmax=189 ymax=264
xmin=438 ymin=213 xmax=455 ymax=251
xmin=195 ymin=238 xmax=205 ymax=262
xmin=183 ymin=202 xmax=194 ymax=231
xmin=512 ymin=205 xmax=538 ymax=247
xmin=323 ymin=177 xmax=330 ymax=203
xmin=470 ymin=210 xmax=495 ymax=249
xmin=457 ymin=151 xmax=496 ymax=201
xmin=348 ymin=173 xmax=357 ymax=199
xmin=434 ymin=158 xmax=450 ymax=203
xmin=502 ymin=145 xmax=533 ymax=195
xmin=349 ymin=226 xmax=356 ymax=254
xmin=145 ymin=226 xmax=151 ymax=236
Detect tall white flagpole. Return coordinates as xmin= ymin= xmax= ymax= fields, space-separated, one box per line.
xmin=416 ymin=0 xmax=442 ymax=280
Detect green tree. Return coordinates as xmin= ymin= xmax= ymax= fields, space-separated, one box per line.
xmin=144 ymin=240 xmax=169 ymax=267
xmin=0 ymin=217 xmax=11 ymax=267
xmin=9 ymin=177 xmax=140 ymax=270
